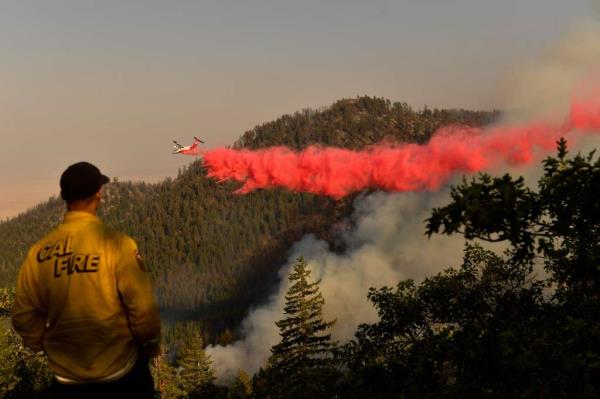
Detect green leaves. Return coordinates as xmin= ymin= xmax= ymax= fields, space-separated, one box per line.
xmin=426 ymin=173 xmax=540 ymax=260
xmin=343 ymin=139 xmax=600 ymax=398
xmin=427 ymin=139 xmax=600 ymax=291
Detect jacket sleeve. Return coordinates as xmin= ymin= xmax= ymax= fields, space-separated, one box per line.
xmin=12 ymin=249 xmax=47 ymax=352
xmin=115 ymin=236 xmax=161 ymax=356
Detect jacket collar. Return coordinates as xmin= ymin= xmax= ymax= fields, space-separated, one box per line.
xmin=63 ymin=211 xmax=101 ymax=224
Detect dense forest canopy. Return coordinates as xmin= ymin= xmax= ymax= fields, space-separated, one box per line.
xmin=234 ymin=96 xmax=499 ymax=149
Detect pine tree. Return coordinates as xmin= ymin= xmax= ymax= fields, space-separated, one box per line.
xmin=151 ymin=346 xmax=185 ymax=399
xmin=266 ymin=256 xmax=338 ymax=399
xmin=217 ymin=328 xmax=234 ymax=346
xmin=179 ymin=332 xmax=216 ymax=398
xmin=227 ymin=369 xmax=252 ymax=399
xmin=0 ymin=287 xmax=15 ymax=316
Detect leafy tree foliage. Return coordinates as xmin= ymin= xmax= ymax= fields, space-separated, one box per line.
xmin=343 ymin=244 xmax=548 ymax=398
xmin=262 ymin=257 xmax=339 ymax=399
xmin=427 ymin=137 xmax=600 ymax=290
xmin=342 ymin=140 xmax=600 ymax=398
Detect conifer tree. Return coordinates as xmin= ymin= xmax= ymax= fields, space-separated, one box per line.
xmin=217 ymin=328 xmax=234 ymax=346
xmin=151 ymin=346 xmax=185 ymax=399
xmin=0 ymin=287 xmax=15 ymax=316
xmin=179 ymin=332 xmax=216 ymax=398
xmin=227 ymin=369 xmax=252 ymax=399
xmin=266 ymin=256 xmax=338 ymax=399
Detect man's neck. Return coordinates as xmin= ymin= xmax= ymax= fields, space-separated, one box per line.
xmin=66 ymin=203 xmax=98 ymax=215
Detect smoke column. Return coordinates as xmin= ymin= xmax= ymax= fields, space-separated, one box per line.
xmin=199 ymin=96 xmax=600 ymax=198
xmin=204 ymin=16 xmax=600 ymax=381
xmin=206 ymin=191 xmax=468 ymax=381
xmin=204 ymin=112 xmax=600 ymax=382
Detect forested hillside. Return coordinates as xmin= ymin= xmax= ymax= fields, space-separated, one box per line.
xmin=3 ymin=142 xmax=598 ymax=398
xmin=234 ymin=96 xmax=498 ymax=149
xmin=0 ymin=96 xmax=498 ymax=336
xmin=2 ymin=98 xmax=598 ymax=398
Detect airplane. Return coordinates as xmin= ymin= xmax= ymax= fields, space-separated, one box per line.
xmin=173 ymin=136 xmax=205 ymax=155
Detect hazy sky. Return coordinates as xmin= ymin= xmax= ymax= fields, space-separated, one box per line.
xmin=0 ymin=0 xmax=593 ymax=218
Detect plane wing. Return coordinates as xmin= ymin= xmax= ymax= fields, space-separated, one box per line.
xmin=172 ymin=137 xmax=204 ymax=155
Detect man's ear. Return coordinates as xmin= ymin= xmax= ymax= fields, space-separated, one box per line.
xmin=95 ymin=189 xmax=102 ymax=201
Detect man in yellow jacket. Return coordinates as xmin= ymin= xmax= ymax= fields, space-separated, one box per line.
xmin=12 ymin=162 xmax=161 ymax=398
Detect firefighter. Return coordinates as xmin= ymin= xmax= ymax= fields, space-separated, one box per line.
xmin=12 ymin=162 xmax=161 ymax=398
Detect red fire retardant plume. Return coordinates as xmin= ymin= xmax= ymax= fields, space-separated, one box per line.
xmin=200 ymin=97 xmax=600 ymax=199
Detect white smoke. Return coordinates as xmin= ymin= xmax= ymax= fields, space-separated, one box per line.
xmin=497 ymin=19 xmax=600 ymax=121
xmin=207 ymin=138 xmax=600 ymax=383
xmin=207 ymin=10 xmax=600 ymax=382
xmin=496 ymin=10 xmax=600 ymax=176
xmin=206 ymin=190 xmax=466 ymax=381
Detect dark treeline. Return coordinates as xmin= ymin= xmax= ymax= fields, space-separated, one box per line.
xmin=235 ymin=96 xmax=499 ymax=149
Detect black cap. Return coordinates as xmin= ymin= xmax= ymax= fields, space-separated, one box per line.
xmin=60 ymin=162 xmax=110 ymax=202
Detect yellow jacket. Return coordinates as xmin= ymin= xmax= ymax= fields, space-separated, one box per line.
xmin=12 ymin=211 xmax=161 ymax=383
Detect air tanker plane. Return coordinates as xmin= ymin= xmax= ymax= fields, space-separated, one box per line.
xmin=173 ymin=136 xmax=204 ymax=155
